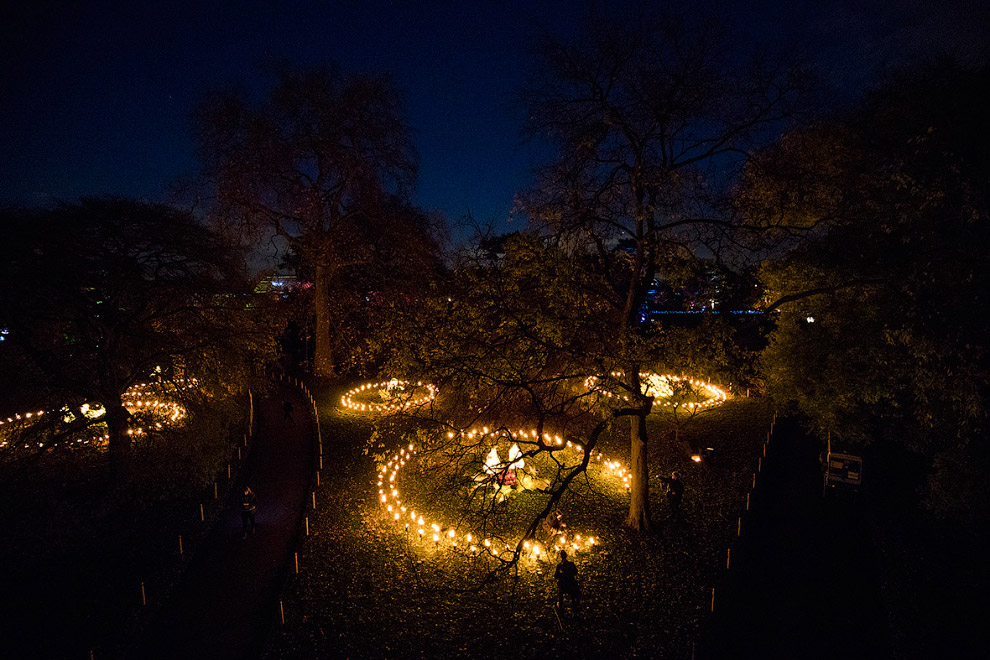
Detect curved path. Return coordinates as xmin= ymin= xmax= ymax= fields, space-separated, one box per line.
xmin=130 ymin=383 xmax=313 ymax=660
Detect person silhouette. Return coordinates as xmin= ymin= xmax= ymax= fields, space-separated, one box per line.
xmin=658 ymin=471 xmax=684 ymax=522
xmin=241 ymin=486 xmax=257 ymax=539
xmin=554 ymin=550 xmax=581 ymax=612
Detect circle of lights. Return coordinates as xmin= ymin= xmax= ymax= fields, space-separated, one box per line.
xmin=340 ymin=380 xmax=438 ymax=413
xmin=375 ymin=427 xmax=633 ymax=563
xmin=1 ymin=379 xmax=196 ymax=450
xmin=584 ymin=372 xmax=728 ymax=410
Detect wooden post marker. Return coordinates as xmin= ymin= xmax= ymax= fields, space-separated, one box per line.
xmin=294 ymin=552 xmax=299 ymax=574
xmin=312 ymin=492 xmax=316 ymax=509
xmin=200 ymin=503 xmax=205 ymax=522
xmin=711 ymin=587 xmax=716 ymax=612
xmin=214 ymin=482 xmax=218 ymax=500
xmin=737 ymin=517 xmax=742 ymax=536
xmin=316 ymin=471 xmax=320 ymax=486
xmin=279 ymin=600 xmax=285 ymax=625
xmin=746 ymin=493 xmax=750 ymax=511
xmin=726 ymin=547 xmax=731 ymax=569
xmin=227 ymin=464 xmax=231 ymax=480
xmin=179 ymin=535 xmax=183 ymax=556
xmin=305 ymin=517 xmax=310 ymax=536
xmin=140 ymin=582 xmax=147 ymax=606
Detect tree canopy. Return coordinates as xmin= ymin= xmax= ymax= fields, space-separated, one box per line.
xmin=514 ymin=9 xmax=805 ymax=530
xmin=752 ymin=63 xmax=990 ymax=520
xmin=195 ymin=64 xmax=442 ymax=378
xmin=0 ymin=198 xmax=280 ymax=480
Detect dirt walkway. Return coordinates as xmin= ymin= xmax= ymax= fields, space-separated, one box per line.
xmin=130 ymin=383 xmax=313 ymax=660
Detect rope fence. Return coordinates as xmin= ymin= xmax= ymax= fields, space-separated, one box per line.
xmin=88 ymin=388 xmax=255 ymax=659
xmin=710 ymin=411 xmax=776 ymax=616
xmin=274 ymin=373 xmax=323 ymax=627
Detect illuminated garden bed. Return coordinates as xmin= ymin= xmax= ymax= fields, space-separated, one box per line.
xmin=340 ymin=379 xmax=437 ymax=413
xmin=584 ymin=372 xmax=728 ymax=410
xmin=338 ymin=374 xmax=728 ymax=566
xmin=374 ymin=426 xmax=633 ymax=566
xmin=271 ymin=384 xmax=775 ymax=659
xmin=0 ymin=379 xmax=197 ymax=451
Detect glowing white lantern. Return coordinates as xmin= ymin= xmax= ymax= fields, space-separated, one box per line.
xmin=508 ymin=444 xmax=524 ymax=470
xmin=484 ymin=446 xmax=501 ymax=475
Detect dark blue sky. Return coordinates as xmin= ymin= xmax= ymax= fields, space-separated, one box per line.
xmin=2 ymin=0 xmax=986 ymax=241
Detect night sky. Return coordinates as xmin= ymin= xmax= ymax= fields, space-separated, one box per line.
xmin=2 ymin=1 xmax=987 ymax=243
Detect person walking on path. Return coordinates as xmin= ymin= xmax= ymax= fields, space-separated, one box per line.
xmin=132 ymin=386 xmax=313 ymax=660
xmin=554 ymin=550 xmax=581 ymax=613
xmin=241 ymin=486 xmax=257 ymax=539
xmin=659 ymin=471 xmax=684 ymax=522
xmin=283 ymin=399 xmax=294 ymax=424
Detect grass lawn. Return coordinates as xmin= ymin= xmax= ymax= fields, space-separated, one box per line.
xmin=265 ymin=382 xmax=772 ymax=659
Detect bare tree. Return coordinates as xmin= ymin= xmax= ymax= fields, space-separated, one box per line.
xmin=377 ymin=233 xmax=642 ymax=577
xmin=518 ymin=8 xmax=805 ymax=531
xmin=195 ymin=65 xmax=421 ymax=377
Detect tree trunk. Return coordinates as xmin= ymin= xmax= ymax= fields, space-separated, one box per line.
xmin=107 ymin=391 xmax=131 ymax=484
xmin=626 ymin=411 xmax=653 ymax=531
xmin=313 ymin=263 xmax=335 ymax=378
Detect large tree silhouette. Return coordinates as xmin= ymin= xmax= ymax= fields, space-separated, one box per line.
xmin=517 ymin=10 xmax=805 ymax=530
xmin=0 ymin=198 xmax=277 ymax=481
xmin=195 ymin=65 xmax=425 ymax=378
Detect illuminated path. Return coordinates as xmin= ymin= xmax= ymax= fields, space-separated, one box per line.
xmin=345 ymin=375 xmax=726 ymax=563
xmin=374 ymin=435 xmax=625 ymax=562
xmin=131 ymin=382 xmax=313 ymax=660
xmin=341 ymin=380 xmax=641 ymax=561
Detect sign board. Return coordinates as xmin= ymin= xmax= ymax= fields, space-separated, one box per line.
xmin=824 ymin=451 xmax=862 ymax=492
